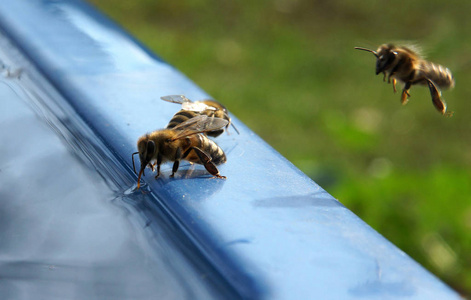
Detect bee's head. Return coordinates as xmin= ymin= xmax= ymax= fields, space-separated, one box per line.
xmin=133 ymin=135 xmax=156 ymax=189
xmin=375 ymin=44 xmax=397 ymax=75
xmin=355 ymin=44 xmax=398 ymax=75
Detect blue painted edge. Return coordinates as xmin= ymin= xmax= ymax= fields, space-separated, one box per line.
xmin=0 ymin=1 xmax=460 ymax=299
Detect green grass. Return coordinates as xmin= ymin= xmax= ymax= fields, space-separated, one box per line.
xmin=88 ymin=0 xmax=471 ymax=295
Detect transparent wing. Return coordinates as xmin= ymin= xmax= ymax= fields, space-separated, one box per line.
xmin=199 ymin=99 xmax=221 ymax=111
xmin=172 ymin=115 xmax=229 ymax=140
xmin=160 ymin=95 xmax=214 ymax=112
xmin=160 ymin=95 xmax=192 ymax=105
xmin=182 ymin=101 xmax=213 ymax=112
xmin=172 ymin=114 xmax=208 ymax=131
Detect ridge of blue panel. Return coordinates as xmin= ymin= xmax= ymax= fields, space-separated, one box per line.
xmin=0 ymin=1 xmax=460 ymax=299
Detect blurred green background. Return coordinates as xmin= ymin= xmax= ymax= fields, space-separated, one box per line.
xmin=88 ymin=0 xmax=470 ymax=296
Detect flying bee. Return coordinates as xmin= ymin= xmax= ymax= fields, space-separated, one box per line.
xmin=355 ymin=44 xmax=455 ymax=116
xmin=132 ymin=115 xmax=228 ymax=189
xmin=161 ymin=95 xmax=239 ymax=137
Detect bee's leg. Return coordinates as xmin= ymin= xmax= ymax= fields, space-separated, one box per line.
xmin=382 ymin=72 xmax=387 ymax=82
xmin=170 ymin=161 xmax=179 ymax=177
xmin=401 ymin=82 xmax=412 ymax=105
xmin=154 ymin=153 xmax=162 ymax=179
xmin=425 ymin=79 xmax=447 ymax=115
xmin=170 ymin=148 xmax=182 ymax=177
xmin=384 ymin=72 xmax=397 ymax=92
xmin=192 ymin=147 xmax=226 ymax=179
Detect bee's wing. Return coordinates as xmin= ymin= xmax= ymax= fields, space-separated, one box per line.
xmin=161 ymin=95 xmax=192 ymax=104
xmin=172 ymin=114 xmax=208 ymax=130
xmin=172 ymin=115 xmax=229 ymax=140
xmin=201 ymin=99 xmax=224 ymax=111
xmin=183 ymin=101 xmax=213 ymax=112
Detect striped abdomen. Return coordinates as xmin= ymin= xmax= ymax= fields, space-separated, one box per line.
xmin=167 ymin=109 xmax=228 ymax=137
xmin=184 ymin=134 xmax=226 ymax=165
xmin=202 ymin=110 xmax=229 ymax=137
xmin=419 ymin=61 xmax=455 ymax=89
xmin=167 ymin=110 xmax=199 ymax=129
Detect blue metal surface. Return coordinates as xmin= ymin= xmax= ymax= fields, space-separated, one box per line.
xmin=0 ymin=0 xmax=460 ymax=299
xmin=0 ymin=72 xmax=218 ymax=299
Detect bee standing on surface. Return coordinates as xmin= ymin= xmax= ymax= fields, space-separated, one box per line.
xmin=354 ymin=44 xmax=455 ymax=116
xmin=161 ymin=95 xmax=239 ymax=137
xmin=132 ymin=115 xmax=228 ymax=189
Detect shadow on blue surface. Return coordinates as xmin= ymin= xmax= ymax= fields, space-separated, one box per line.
xmin=0 ymin=79 xmax=232 ymax=299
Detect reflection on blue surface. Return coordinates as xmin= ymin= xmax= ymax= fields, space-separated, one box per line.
xmin=0 ymin=79 xmax=221 ymax=299
xmin=252 ymin=192 xmax=340 ymax=208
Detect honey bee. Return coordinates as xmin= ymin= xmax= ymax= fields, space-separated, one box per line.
xmin=132 ymin=115 xmax=228 ymax=189
xmin=161 ymin=95 xmax=239 ymax=137
xmin=355 ymin=44 xmax=455 ymax=115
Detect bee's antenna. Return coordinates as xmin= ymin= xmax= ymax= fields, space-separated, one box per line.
xmin=231 ymin=122 xmax=240 ymax=135
xmin=132 ymin=152 xmax=139 ymax=174
xmin=223 ymin=112 xmax=240 ymax=135
xmin=354 ymin=47 xmax=379 ymax=58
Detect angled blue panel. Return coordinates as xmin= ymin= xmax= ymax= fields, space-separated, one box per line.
xmin=0 ymin=1 xmax=460 ymax=299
